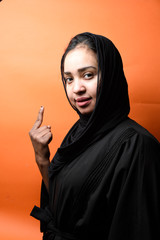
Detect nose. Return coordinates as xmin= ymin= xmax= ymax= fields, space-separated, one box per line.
xmin=73 ymin=78 xmax=86 ymax=94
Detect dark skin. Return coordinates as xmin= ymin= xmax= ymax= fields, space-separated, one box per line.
xmin=29 ymin=46 xmax=98 ymax=192
xmin=29 ymin=106 xmax=52 ymax=191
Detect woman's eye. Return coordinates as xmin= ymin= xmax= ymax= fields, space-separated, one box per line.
xmin=65 ymin=77 xmax=73 ymax=83
xmin=84 ymin=73 xmax=93 ymax=79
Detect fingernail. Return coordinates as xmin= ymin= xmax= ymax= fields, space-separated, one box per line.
xmin=39 ymin=106 xmax=43 ymax=112
xmin=47 ymin=125 xmax=51 ymax=129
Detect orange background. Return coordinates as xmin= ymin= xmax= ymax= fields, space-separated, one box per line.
xmin=0 ymin=0 xmax=160 ymax=239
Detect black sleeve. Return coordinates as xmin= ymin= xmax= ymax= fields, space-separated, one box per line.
xmin=107 ymin=134 xmax=160 ymax=240
xmin=40 ymin=180 xmax=49 ymax=232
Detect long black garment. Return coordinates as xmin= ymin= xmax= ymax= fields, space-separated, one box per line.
xmin=30 ymin=33 xmax=160 ymax=240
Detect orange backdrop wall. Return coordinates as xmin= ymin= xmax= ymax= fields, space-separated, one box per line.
xmin=0 ymin=0 xmax=160 ymax=239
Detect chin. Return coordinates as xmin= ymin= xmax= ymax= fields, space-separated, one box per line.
xmin=79 ymin=109 xmax=93 ymax=116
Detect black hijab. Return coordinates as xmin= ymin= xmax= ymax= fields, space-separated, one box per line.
xmin=48 ymin=32 xmax=130 ymax=177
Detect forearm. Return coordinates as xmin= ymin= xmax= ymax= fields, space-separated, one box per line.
xmin=35 ymin=156 xmax=50 ymax=192
xmin=29 ymin=107 xmax=52 ymax=192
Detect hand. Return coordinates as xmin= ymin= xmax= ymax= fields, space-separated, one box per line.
xmin=29 ymin=106 xmax=52 ymax=165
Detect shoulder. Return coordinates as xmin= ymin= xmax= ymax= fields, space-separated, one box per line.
xmin=112 ymin=118 xmax=160 ymax=170
xmin=125 ymin=118 xmax=159 ymax=153
xmin=112 ymin=118 xmax=159 ymax=148
xmin=102 ymin=118 xmax=160 ymax=170
xmin=94 ymin=118 xmax=159 ymax=165
xmin=105 ymin=120 xmax=160 ymax=195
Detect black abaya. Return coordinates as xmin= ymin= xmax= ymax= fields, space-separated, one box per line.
xmin=30 ymin=33 xmax=160 ymax=240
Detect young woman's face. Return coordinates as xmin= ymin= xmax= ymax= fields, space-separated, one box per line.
xmin=64 ymin=46 xmax=98 ymax=116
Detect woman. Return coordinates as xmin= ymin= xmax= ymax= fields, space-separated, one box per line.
xmin=29 ymin=32 xmax=160 ymax=240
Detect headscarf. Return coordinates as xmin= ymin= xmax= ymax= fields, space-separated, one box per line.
xmin=48 ymin=32 xmax=130 ymax=177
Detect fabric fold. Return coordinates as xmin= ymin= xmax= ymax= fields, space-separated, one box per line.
xmin=30 ymin=205 xmax=78 ymax=240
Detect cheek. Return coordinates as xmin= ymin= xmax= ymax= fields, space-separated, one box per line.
xmin=66 ymin=86 xmax=73 ymax=102
xmin=91 ymin=81 xmax=98 ymax=99
xmin=66 ymin=86 xmax=70 ymax=98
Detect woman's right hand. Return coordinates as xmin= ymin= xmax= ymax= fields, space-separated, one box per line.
xmin=29 ymin=106 xmax=52 ymax=166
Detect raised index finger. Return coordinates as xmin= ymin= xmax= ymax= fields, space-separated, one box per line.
xmin=32 ymin=106 xmax=44 ymax=130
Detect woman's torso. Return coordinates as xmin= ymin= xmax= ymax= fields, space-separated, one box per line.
xmin=49 ymin=118 xmax=160 ymax=240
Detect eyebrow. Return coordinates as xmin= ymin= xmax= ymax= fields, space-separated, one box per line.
xmin=64 ymin=66 xmax=97 ymax=75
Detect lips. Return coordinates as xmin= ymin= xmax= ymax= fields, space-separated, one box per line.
xmin=76 ymin=97 xmax=92 ymax=107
